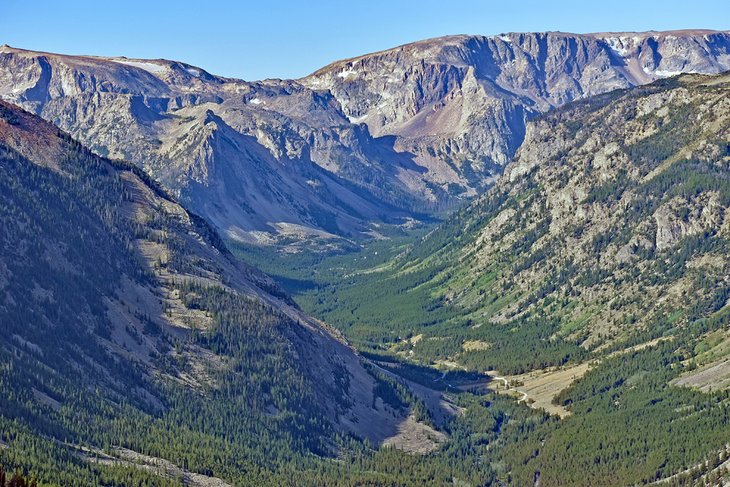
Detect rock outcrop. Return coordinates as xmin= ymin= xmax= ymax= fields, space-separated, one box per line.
xmin=1 ymin=30 xmax=728 ymax=244
xmin=304 ymin=30 xmax=730 ymax=196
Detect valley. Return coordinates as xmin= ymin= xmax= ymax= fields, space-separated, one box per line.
xmin=1 ymin=26 xmax=730 ymax=487
xmin=229 ymin=70 xmax=730 ymax=484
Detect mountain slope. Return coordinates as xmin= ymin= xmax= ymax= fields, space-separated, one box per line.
xmin=300 ymin=71 xmax=730 ymax=372
xmin=1 ymin=30 xmax=728 ymax=245
xmin=432 ymin=71 xmax=730 ymax=356
xmin=303 ymin=30 xmax=730 ymax=195
xmin=249 ymin=71 xmax=730 ymax=486
xmin=0 ymin=100 xmax=447 ymax=485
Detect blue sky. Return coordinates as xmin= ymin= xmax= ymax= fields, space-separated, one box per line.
xmin=2 ymin=0 xmax=727 ymax=80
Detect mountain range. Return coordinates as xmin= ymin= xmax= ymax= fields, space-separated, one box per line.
xmin=1 ymin=29 xmax=729 ymax=246
xmin=2 ymin=29 xmax=730 ymax=486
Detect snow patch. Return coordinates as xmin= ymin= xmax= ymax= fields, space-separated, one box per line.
xmin=337 ymin=67 xmax=358 ymax=79
xmin=249 ymin=97 xmax=263 ymax=105
xmin=112 ymin=59 xmax=167 ymax=75
xmin=185 ymin=67 xmax=201 ymax=77
xmin=349 ymin=114 xmax=368 ymax=123
xmin=498 ymin=35 xmax=512 ymax=43
xmin=642 ymin=66 xmax=699 ymax=78
xmin=604 ymin=37 xmax=629 ymax=57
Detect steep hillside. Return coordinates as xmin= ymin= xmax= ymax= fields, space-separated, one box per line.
xmin=0 ymin=101 xmax=448 ymax=485
xmin=302 ymin=72 xmax=730 ymax=371
xmin=304 ymin=30 xmax=730 ymax=195
xmin=437 ymin=71 xmax=730 ymax=357
xmin=0 ymin=46 xmax=426 ymax=247
xmin=1 ymin=30 xmax=728 ymax=245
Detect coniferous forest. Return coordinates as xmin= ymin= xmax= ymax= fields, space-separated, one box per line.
xmin=2 ymin=23 xmax=730 ymax=487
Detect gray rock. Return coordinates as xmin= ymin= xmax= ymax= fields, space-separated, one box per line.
xmin=1 ymin=30 xmax=728 ymax=244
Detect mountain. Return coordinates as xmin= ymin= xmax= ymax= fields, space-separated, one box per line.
xmin=284 ymin=71 xmax=730 ymax=485
xmin=303 ymin=30 xmax=730 ymax=195
xmin=307 ymin=71 xmax=730 ymax=369
xmin=0 ymin=100 xmax=450 ymax=485
xmin=0 ymin=45 xmax=426 ymax=248
xmin=1 ymin=30 xmax=728 ymax=245
xmin=5 ymin=33 xmax=730 ymax=486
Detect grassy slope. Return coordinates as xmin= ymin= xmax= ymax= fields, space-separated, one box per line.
xmin=232 ymin=73 xmax=730 ymax=485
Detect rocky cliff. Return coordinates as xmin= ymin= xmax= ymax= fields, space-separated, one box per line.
xmin=304 ymin=30 xmax=730 ymax=196
xmin=1 ymin=30 xmax=728 ymax=244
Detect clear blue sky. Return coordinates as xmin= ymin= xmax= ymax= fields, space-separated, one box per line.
xmin=2 ymin=0 xmax=727 ymax=80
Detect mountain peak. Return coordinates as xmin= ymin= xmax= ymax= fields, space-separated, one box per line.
xmin=2 ymin=30 xmax=729 ymax=246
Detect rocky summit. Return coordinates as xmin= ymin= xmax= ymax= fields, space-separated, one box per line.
xmin=1 ymin=30 xmax=728 ymax=245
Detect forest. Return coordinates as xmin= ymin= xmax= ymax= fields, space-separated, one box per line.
xmin=3 ymin=72 xmax=730 ymax=486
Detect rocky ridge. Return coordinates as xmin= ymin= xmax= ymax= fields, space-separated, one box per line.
xmin=1 ymin=30 xmax=728 ymax=244
xmin=303 ymin=30 xmax=730 ymax=197
xmin=0 ymin=99 xmax=441 ymax=456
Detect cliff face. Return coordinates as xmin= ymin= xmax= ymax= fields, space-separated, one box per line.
xmin=303 ymin=30 xmax=730 ymax=195
xmin=384 ymin=71 xmax=730 ymax=354
xmin=1 ymin=30 xmax=728 ymax=244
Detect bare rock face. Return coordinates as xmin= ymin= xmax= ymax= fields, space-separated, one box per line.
xmin=0 ymin=46 xmax=424 ymax=246
xmin=654 ymin=194 xmax=725 ymax=251
xmin=402 ymin=71 xmax=730 ymax=348
xmin=303 ymin=30 xmax=730 ymax=195
xmin=0 ymin=30 xmax=728 ymax=244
